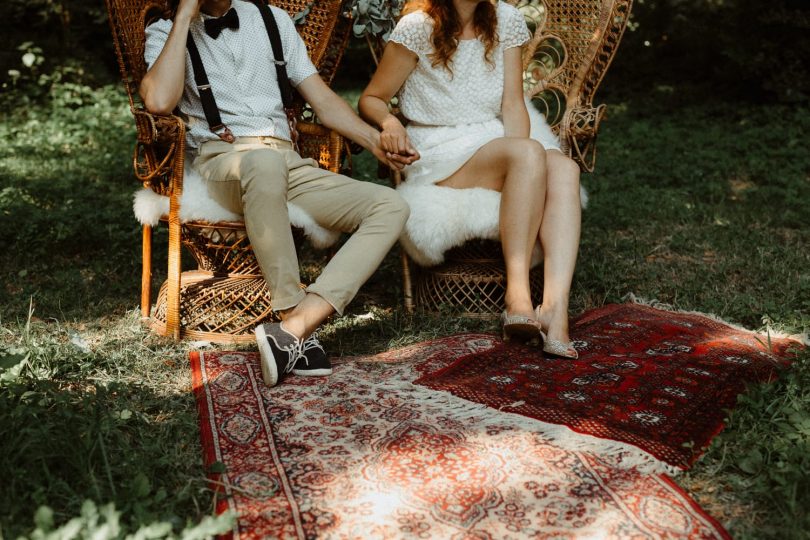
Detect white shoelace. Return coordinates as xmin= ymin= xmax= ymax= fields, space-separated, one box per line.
xmin=276 ymin=323 xmax=305 ymax=374
xmin=282 ymin=339 xmax=304 ymax=374
xmin=297 ymin=333 xmax=324 ymax=367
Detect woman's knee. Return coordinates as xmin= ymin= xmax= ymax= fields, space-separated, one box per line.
xmin=547 ymin=153 xmax=581 ymax=193
xmin=504 ymin=139 xmax=547 ymax=172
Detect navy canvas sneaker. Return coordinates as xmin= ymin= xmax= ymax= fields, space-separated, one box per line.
xmin=293 ymin=333 xmax=332 ymax=376
xmin=254 ymin=322 xmax=302 ymax=387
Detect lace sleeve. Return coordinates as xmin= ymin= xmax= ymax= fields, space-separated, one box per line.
xmin=499 ymin=2 xmax=531 ymax=50
xmin=387 ymin=12 xmax=430 ymax=56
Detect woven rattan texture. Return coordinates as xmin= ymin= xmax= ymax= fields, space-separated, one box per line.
xmin=181 ymin=223 xmax=306 ymax=275
xmin=271 ymin=1 xmax=343 ymax=68
xmin=514 ymin=0 xmax=632 ymax=171
xmin=517 ymin=0 xmax=632 ymax=104
xmin=152 ymin=273 xmax=277 ymax=342
xmin=415 ymin=241 xmax=544 ymax=319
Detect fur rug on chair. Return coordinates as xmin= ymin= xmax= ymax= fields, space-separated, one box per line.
xmin=132 ymin=158 xmax=342 ymax=249
xmin=131 ymin=155 xmax=587 ymax=264
xmin=397 ymin=182 xmax=587 ymax=267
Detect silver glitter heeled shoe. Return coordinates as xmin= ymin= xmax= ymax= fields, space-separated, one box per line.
xmin=500 ymin=310 xmax=543 ymax=346
xmin=533 ymin=305 xmax=579 ymax=359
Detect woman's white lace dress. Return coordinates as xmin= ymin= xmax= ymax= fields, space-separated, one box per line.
xmin=388 ymin=1 xmax=560 ymax=186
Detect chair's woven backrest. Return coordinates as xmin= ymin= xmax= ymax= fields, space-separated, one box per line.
xmin=105 ymin=0 xmax=350 ymax=109
xmin=508 ymin=0 xmax=631 ymax=170
xmin=105 ymin=0 xmax=166 ymax=109
xmin=513 ymin=0 xmax=632 ymax=127
xmin=271 ymin=0 xmax=350 ymax=85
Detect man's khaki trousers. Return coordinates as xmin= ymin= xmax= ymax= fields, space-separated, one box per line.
xmin=194 ymin=138 xmax=409 ymax=315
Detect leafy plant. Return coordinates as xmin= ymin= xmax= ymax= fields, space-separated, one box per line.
xmin=346 ymin=0 xmax=404 ymax=40
xmin=20 ymin=501 xmax=233 ymax=540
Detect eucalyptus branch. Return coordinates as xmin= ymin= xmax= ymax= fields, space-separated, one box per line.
xmin=346 ymin=0 xmax=405 ymax=40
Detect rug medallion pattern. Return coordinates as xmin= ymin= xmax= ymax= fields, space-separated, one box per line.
xmin=414 ymin=303 xmax=799 ymax=469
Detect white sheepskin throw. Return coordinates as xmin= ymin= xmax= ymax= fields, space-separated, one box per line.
xmin=397 ymin=183 xmax=588 ymax=267
xmin=133 ymin=158 xmax=341 ymax=249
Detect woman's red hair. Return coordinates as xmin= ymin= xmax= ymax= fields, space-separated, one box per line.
xmin=403 ymin=0 xmax=499 ymax=72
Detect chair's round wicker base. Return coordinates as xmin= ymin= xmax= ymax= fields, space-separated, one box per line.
xmin=413 ymin=241 xmax=544 ymax=318
xmin=150 ymin=270 xmax=280 ymax=344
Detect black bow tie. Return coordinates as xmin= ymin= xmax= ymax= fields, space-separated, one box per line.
xmin=204 ymin=8 xmax=240 ymax=39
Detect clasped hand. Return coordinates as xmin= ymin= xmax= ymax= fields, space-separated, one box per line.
xmin=377 ymin=116 xmax=420 ymax=171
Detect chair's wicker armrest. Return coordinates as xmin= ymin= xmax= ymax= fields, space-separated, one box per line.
xmin=560 ymin=104 xmax=606 ymax=173
xmin=297 ymin=121 xmax=344 ymax=173
xmin=131 ymin=109 xmax=187 ymax=193
xmin=133 ymin=109 xmax=184 ymax=145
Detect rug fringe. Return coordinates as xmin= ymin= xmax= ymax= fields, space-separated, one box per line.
xmin=379 ymin=377 xmax=680 ymax=476
xmin=623 ymin=293 xmax=809 ymax=347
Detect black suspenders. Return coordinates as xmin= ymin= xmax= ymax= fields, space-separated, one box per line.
xmin=251 ymin=0 xmax=295 ymax=109
xmin=185 ymin=36 xmax=229 ymax=140
xmin=185 ymin=1 xmax=299 ymax=146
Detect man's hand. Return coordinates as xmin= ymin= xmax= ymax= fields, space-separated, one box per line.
xmin=380 ymin=116 xmax=417 ymax=157
xmin=369 ymin=140 xmax=421 ymax=171
xmin=299 ymin=75 xmax=420 ymax=171
xmin=375 ymin=116 xmax=420 ymax=170
xmin=140 ymin=0 xmax=203 ymax=114
xmin=176 ymin=0 xmax=203 ymax=21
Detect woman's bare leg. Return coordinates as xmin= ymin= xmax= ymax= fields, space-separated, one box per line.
xmin=438 ymin=137 xmax=547 ymax=319
xmin=535 ymin=150 xmax=581 ymax=344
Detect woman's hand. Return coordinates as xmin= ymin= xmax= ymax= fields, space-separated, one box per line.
xmin=298 ymin=75 xmax=419 ymax=171
xmin=369 ymin=138 xmax=420 ymax=171
xmin=380 ymin=115 xmax=417 ymax=158
xmin=359 ymin=41 xmax=419 ymax=167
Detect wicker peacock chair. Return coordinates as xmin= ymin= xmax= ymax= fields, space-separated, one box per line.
xmin=375 ymin=0 xmax=633 ymax=316
xmin=105 ymin=0 xmax=352 ymax=342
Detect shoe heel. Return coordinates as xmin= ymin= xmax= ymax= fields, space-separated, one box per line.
xmin=501 ymin=310 xmax=544 ymax=345
xmin=502 ymin=328 xmax=511 ymax=342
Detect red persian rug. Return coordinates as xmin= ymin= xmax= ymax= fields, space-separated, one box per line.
xmin=415 ymin=303 xmax=801 ymax=471
xmin=191 ymin=331 xmax=732 ymax=539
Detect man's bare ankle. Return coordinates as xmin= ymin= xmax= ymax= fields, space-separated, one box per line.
xmin=280 ymin=319 xmax=306 ymax=341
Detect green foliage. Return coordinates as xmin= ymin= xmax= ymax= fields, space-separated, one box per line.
xmin=17 ymin=500 xmax=233 ymax=539
xmin=580 ymin=92 xmax=809 ymax=538
xmin=698 ymin=351 xmax=810 ymax=538
xmin=0 ymin=307 xmax=218 ymax=538
xmin=2 ymin=0 xmax=116 ymax=95
xmin=0 ymin=83 xmax=140 ymax=319
xmin=347 ymin=0 xmax=403 ymax=40
xmin=580 ymin=95 xmax=810 ymax=329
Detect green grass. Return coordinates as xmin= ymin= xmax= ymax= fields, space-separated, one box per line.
xmin=0 ymin=83 xmax=808 ymax=538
